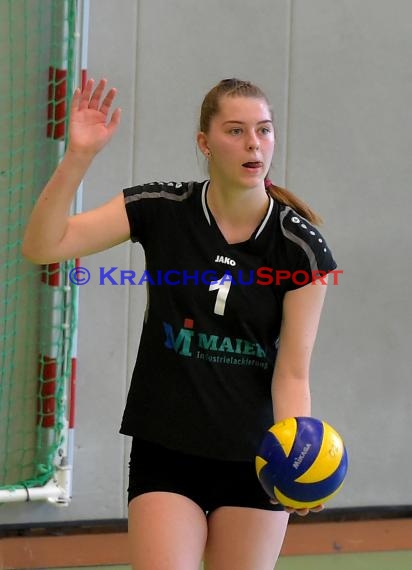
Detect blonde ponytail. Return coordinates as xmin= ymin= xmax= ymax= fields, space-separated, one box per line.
xmin=265 ymin=180 xmax=323 ymax=226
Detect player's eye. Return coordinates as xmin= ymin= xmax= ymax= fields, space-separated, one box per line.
xmin=260 ymin=126 xmax=272 ymax=135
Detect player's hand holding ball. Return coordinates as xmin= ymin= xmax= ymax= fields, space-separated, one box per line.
xmin=256 ymin=417 xmax=348 ymax=516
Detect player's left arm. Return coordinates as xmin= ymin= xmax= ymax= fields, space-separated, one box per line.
xmin=271 ymin=277 xmax=329 ymax=515
xmin=272 ymin=276 xmax=328 ymax=422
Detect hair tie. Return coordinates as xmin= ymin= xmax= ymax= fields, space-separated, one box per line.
xmin=264 ymin=178 xmax=273 ymax=189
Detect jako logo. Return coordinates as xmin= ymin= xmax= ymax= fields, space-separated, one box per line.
xmin=214 ymin=255 xmax=236 ymax=266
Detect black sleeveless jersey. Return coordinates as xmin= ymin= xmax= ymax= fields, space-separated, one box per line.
xmin=120 ymin=180 xmax=337 ymax=461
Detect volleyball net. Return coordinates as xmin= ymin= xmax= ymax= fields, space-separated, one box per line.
xmin=0 ymin=0 xmax=87 ymax=506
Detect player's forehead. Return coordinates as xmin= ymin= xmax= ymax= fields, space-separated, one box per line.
xmin=214 ymin=95 xmax=272 ymax=124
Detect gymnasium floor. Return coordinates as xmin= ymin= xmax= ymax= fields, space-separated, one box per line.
xmin=3 ymin=517 xmax=411 ymax=569
xmin=49 ymin=551 xmax=412 ymax=570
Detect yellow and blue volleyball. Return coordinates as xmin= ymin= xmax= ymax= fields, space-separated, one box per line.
xmin=255 ymin=417 xmax=348 ymax=509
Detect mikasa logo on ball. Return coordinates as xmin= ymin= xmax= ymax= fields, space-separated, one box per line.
xmin=292 ymin=443 xmax=312 ymax=469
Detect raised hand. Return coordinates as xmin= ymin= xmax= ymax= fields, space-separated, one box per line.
xmin=68 ymin=78 xmax=121 ymax=157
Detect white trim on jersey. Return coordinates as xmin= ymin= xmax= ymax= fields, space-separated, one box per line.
xmin=255 ymin=195 xmax=274 ymax=239
xmin=201 ymin=180 xmax=211 ymax=225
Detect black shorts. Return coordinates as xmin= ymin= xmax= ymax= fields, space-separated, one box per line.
xmin=127 ymin=437 xmax=284 ymax=514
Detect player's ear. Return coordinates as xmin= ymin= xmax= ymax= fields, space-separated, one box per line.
xmin=197 ymin=132 xmax=210 ymax=158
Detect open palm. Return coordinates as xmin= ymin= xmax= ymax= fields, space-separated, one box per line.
xmin=68 ymin=78 xmax=121 ymax=156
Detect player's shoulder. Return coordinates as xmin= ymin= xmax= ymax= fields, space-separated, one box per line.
xmin=277 ymin=203 xmax=326 ymax=246
xmin=124 ymin=180 xmax=204 ymax=204
xmin=274 ymin=202 xmax=337 ymax=271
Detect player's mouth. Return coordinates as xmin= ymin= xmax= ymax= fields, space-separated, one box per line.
xmin=242 ymin=161 xmax=263 ymax=172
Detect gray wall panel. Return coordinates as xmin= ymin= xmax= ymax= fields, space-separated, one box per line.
xmin=132 ymin=0 xmax=291 ymax=183
xmin=286 ymin=0 xmax=412 ymax=506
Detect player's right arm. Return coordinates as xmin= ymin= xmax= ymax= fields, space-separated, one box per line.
xmin=22 ymin=78 xmax=130 ymax=264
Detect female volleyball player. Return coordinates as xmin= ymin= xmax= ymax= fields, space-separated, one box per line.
xmin=23 ymin=78 xmax=335 ymax=570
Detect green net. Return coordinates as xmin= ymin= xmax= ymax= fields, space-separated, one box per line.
xmin=0 ymin=0 xmax=78 ymax=494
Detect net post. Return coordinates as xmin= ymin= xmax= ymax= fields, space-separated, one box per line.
xmin=34 ymin=0 xmax=72 ymax=502
xmin=33 ymin=0 xmax=88 ymax=505
xmin=64 ymin=0 xmax=89 ymax=502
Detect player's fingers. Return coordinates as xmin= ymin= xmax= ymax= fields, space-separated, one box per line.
xmin=99 ymin=87 xmax=117 ymax=115
xmin=295 ymin=508 xmax=310 ymax=517
xmin=88 ymin=78 xmax=108 ymax=109
xmin=78 ymin=78 xmax=95 ymax=109
xmin=106 ymin=107 xmax=122 ymax=135
xmin=283 ymin=506 xmax=309 ymax=516
xmin=70 ymin=87 xmax=81 ymax=111
xmin=310 ymin=505 xmax=325 ymax=513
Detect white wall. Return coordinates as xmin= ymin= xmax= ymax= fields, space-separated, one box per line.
xmin=1 ymin=0 xmax=411 ymax=525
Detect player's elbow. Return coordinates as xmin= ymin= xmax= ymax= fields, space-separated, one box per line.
xmin=21 ymin=239 xmax=60 ymax=265
xmin=272 ymin=371 xmax=310 ymax=390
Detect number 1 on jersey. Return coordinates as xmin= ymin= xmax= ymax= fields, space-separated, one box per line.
xmin=209 ymin=275 xmax=232 ymax=316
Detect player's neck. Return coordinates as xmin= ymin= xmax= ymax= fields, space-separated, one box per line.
xmin=207 ymin=180 xmax=270 ymax=243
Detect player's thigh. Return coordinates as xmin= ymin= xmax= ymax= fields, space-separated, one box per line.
xmin=128 ymin=491 xmax=208 ymax=570
xmin=204 ymin=506 xmax=289 ymax=570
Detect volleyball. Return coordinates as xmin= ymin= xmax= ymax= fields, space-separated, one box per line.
xmin=255 ymin=417 xmax=348 ymax=509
